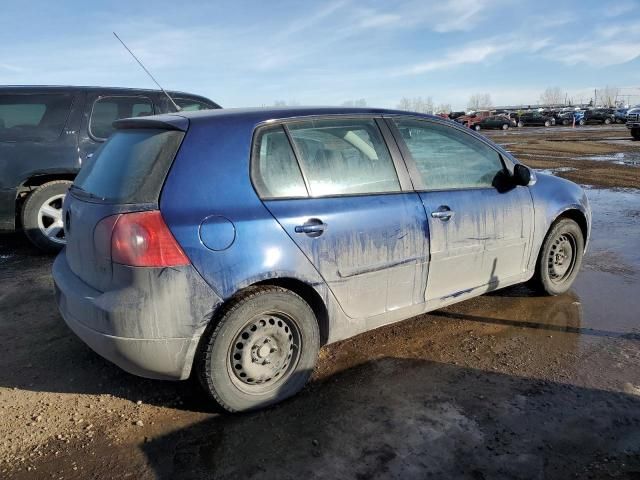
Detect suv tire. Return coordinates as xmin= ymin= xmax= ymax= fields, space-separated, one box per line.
xmin=531 ymin=218 xmax=584 ymax=296
xmin=197 ymin=286 xmax=320 ymax=412
xmin=22 ymin=180 xmax=72 ymax=253
xmin=631 ymin=128 xmax=640 ymax=140
xmin=474 ymin=124 xmax=481 ymax=131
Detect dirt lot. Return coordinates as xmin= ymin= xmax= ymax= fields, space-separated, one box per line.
xmin=1 ymin=124 xmax=639 ymax=479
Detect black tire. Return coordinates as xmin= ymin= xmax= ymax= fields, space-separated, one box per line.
xmin=562 ymin=119 xmax=569 ymax=126
xmin=631 ymin=128 xmax=640 ymax=140
xmin=604 ymin=118 xmax=612 ymax=125
xmin=531 ymin=218 xmax=584 ymax=296
xmin=544 ymin=120 xmax=551 ymax=127
xmin=196 ymin=286 xmax=320 ymax=412
xmin=517 ymin=121 xmax=524 ymax=128
xmin=21 ymin=180 xmax=72 ymax=253
xmin=501 ymin=123 xmax=509 ymax=130
xmin=474 ymin=124 xmax=481 ymax=131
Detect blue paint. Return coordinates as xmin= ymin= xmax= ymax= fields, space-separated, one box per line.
xmin=199 ymin=215 xmax=236 ymax=251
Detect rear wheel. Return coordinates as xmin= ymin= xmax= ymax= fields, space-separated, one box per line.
xmin=501 ymin=123 xmax=509 ymax=130
xmin=21 ymin=180 xmax=72 ymax=253
xmin=604 ymin=118 xmax=612 ymax=125
xmin=196 ymin=286 xmax=320 ymax=412
xmin=632 ymin=128 xmax=640 ymax=140
xmin=531 ymin=218 xmax=584 ymax=296
xmin=579 ymin=119 xmax=585 ymax=126
xmin=517 ymin=121 xmax=524 ymax=128
xmin=474 ymin=124 xmax=481 ymax=131
xmin=562 ymin=119 xmax=569 ymax=126
xmin=544 ymin=120 xmax=551 ymax=127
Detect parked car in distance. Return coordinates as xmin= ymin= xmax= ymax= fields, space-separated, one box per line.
xmin=474 ymin=115 xmax=512 ymax=131
xmin=517 ymin=112 xmax=554 ymax=127
xmin=53 ymin=107 xmax=591 ymax=412
xmin=614 ymin=108 xmax=628 ymax=123
xmin=0 ymin=85 xmax=220 ymax=251
xmin=583 ymin=108 xmax=615 ymax=125
xmin=448 ymin=111 xmax=466 ymax=120
xmin=627 ymin=107 xmax=640 ymax=140
xmin=465 ymin=110 xmax=492 ymax=129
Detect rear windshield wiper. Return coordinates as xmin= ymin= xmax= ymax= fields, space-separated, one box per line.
xmin=69 ymin=184 xmax=106 ymax=201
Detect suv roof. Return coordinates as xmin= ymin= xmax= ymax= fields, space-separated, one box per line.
xmin=0 ymin=85 xmax=220 ymax=107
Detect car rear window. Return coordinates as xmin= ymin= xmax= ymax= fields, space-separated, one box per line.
xmin=73 ymin=128 xmax=184 ymax=204
xmin=0 ymin=94 xmax=73 ymax=142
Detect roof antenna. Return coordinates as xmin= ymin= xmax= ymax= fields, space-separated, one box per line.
xmin=113 ymin=31 xmax=181 ymax=112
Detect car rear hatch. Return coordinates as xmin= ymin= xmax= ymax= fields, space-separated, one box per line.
xmin=63 ymin=115 xmax=188 ymax=292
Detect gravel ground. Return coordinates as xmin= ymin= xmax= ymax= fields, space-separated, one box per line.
xmin=1 ymin=124 xmax=639 ymax=479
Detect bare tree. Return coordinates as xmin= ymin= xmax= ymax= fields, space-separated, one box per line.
xmin=397 ymin=96 xmax=434 ymax=114
xmin=435 ymin=103 xmax=452 ymax=114
xmin=341 ymin=98 xmax=367 ymax=107
xmin=598 ymin=86 xmax=619 ymax=107
xmin=539 ymin=87 xmax=565 ymax=106
xmin=467 ymin=93 xmax=492 ymax=111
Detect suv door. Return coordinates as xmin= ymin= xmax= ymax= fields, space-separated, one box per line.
xmin=253 ymin=117 xmax=429 ymax=320
xmin=78 ymin=93 xmax=155 ymax=164
xmin=388 ymin=117 xmax=534 ymax=303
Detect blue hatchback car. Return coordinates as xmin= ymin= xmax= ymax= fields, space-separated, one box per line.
xmin=53 ymin=107 xmax=590 ymax=411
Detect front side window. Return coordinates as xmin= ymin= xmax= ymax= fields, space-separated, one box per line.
xmin=287 ymin=118 xmax=400 ymax=196
xmin=0 ymin=94 xmax=73 ymax=142
xmin=393 ymin=118 xmax=504 ymax=190
xmin=251 ymin=125 xmax=308 ymax=198
xmin=90 ymin=96 xmax=154 ymax=140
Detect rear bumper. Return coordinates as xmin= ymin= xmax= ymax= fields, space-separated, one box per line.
xmin=53 ymin=250 xmax=222 ymax=380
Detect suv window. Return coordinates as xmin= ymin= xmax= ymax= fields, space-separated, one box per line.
xmin=0 ymin=94 xmax=73 ymax=142
xmin=251 ymin=125 xmax=308 ymax=198
xmin=172 ymin=98 xmax=212 ymax=112
xmin=393 ymin=118 xmax=504 ymax=190
xmin=287 ymin=118 xmax=400 ymax=197
xmin=90 ymin=96 xmax=154 ymax=140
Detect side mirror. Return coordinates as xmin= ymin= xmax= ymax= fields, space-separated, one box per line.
xmin=513 ymin=164 xmax=535 ymax=186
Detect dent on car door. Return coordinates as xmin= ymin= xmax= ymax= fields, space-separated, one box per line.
xmin=255 ymin=117 xmax=429 ymax=320
xmin=388 ymin=117 xmax=534 ymax=303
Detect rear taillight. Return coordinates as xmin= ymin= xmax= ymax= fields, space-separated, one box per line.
xmin=95 ymin=210 xmax=189 ymax=267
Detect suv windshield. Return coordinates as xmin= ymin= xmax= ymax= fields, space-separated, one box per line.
xmin=0 ymin=94 xmax=73 ymax=142
xmin=73 ymin=128 xmax=184 ymax=204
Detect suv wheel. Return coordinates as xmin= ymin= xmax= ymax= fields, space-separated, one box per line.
xmin=197 ymin=286 xmax=320 ymax=412
xmin=544 ymin=120 xmax=551 ymax=127
xmin=474 ymin=124 xmax=481 ymax=131
xmin=501 ymin=123 xmax=509 ymax=130
xmin=604 ymin=118 xmax=612 ymax=125
xmin=517 ymin=121 xmax=524 ymax=128
xmin=22 ymin=180 xmax=72 ymax=252
xmin=531 ymin=218 xmax=584 ymax=296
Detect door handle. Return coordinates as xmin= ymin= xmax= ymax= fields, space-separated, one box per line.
xmin=295 ymin=219 xmax=327 ymax=237
xmin=431 ymin=207 xmax=454 ymax=221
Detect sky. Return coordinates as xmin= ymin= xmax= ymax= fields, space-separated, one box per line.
xmin=1 ymin=0 xmax=639 ymax=110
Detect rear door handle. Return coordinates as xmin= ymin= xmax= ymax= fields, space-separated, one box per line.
xmin=295 ymin=219 xmax=327 ymax=237
xmin=431 ymin=207 xmax=454 ymax=221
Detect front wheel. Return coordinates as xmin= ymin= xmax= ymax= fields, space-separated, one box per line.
xmin=502 ymin=123 xmax=509 ymax=130
xmin=531 ymin=218 xmax=584 ymax=296
xmin=604 ymin=118 xmax=612 ymax=125
xmin=474 ymin=124 xmax=481 ymax=131
xmin=21 ymin=180 xmax=72 ymax=253
xmin=579 ymin=119 xmax=585 ymax=126
xmin=544 ymin=120 xmax=551 ymax=127
xmin=517 ymin=121 xmax=524 ymax=128
xmin=196 ymin=286 xmax=320 ymax=412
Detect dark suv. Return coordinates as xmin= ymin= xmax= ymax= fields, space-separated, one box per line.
xmin=0 ymin=86 xmax=220 ymax=251
xmin=517 ymin=112 xmax=554 ymax=127
xmin=583 ymin=108 xmax=615 ymax=125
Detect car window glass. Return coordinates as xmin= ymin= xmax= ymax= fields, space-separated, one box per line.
xmin=287 ymin=118 xmax=400 ymax=196
xmin=393 ymin=118 xmax=504 ymax=190
xmin=252 ymin=125 xmax=307 ymax=198
xmin=0 ymin=94 xmax=73 ymax=142
xmin=173 ymin=98 xmax=212 ymax=112
xmin=90 ymin=96 xmax=154 ymax=140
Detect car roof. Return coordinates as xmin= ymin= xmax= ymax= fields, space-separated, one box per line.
xmin=0 ymin=84 xmax=214 ymax=99
xmin=168 ymin=106 xmax=439 ymax=124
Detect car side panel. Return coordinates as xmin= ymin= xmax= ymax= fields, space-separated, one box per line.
xmin=160 ymin=116 xmax=357 ymax=344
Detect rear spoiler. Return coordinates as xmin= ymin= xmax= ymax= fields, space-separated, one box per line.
xmin=112 ymin=114 xmax=188 ymax=132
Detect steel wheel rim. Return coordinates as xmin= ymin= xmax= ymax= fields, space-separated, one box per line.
xmin=37 ymin=194 xmax=66 ymax=244
xmin=547 ymin=232 xmax=577 ymax=284
xmin=227 ymin=311 xmax=301 ymax=394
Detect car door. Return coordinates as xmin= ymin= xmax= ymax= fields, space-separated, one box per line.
xmin=388 ymin=116 xmax=534 ymax=303
xmin=254 ymin=117 xmax=429 ymax=320
xmin=78 ymin=93 xmax=155 ymax=166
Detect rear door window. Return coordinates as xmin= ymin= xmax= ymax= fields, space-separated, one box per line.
xmin=90 ymin=96 xmax=154 ymax=140
xmin=173 ymin=98 xmax=213 ymax=111
xmin=0 ymin=94 xmax=73 ymax=142
xmin=73 ymin=128 xmax=184 ymax=204
xmin=287 ymin=118 xmax=400 ymax=196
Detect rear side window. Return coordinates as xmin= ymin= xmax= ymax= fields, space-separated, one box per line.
xmin=73 ymin=129 xmax=184 ymax=204
xmin=173 ymin=98 xmax=212 ymax=112
xmin=90 ymin=97 xmax=154 ymax=140
xmin=393 ymin=118 xmax=504 ymax=190
xmin=287 ymin=118 xmax=400 ymax=196
xmin=252 ymin=125 xmax=307 ymax=198
xmin=0 ymin=94 xmax=73 ymax=142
